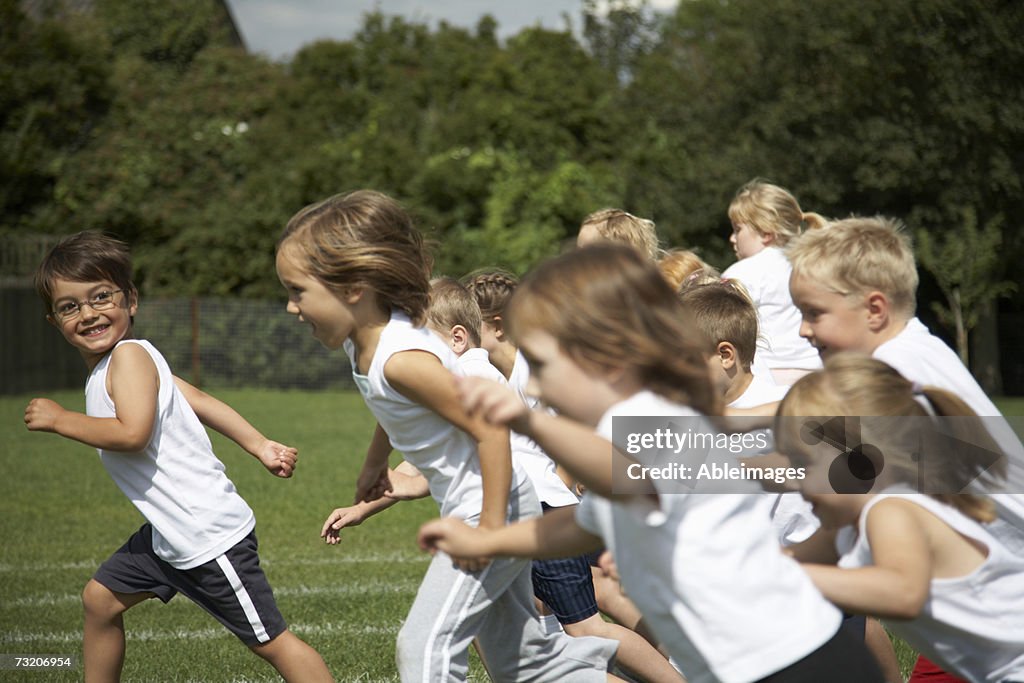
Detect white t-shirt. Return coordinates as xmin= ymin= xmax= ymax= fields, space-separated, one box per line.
xmin=873 ymin=317 xmax=1024 ymax=555
xmin=574 ymin=390 xmax=841 ymax=683
xmin=836 ymin=490 xmax=1024 ymax=683
xmin=345 ymin=313 xmax=526 ymax=520
xmin=726 ymin=373 xmax=789 ymax=410
xmin=722 ymin=247 xmax=821 ymax=371
xmin=457 ymin=347 xmax=506 ymax=384
xmin=86 ymin=340 xmax=255 ymax=569
xmin=507 ymin=351 xmax=578 ymax=507
xmin=726 ymin=380 xmax=817 ymax=545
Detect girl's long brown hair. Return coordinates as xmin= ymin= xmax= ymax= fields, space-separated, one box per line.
xmin=507 ymin=244 xmax=718 ymax=416
xmin=279 ymin=190 xmax=432 ymax=323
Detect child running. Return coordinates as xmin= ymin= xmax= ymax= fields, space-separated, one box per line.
xmin=464 ymin=270 xmax=683 ymax=682
xmin=275 ymin=190 xmax=617 ymax=682
xmin=420 ymin=244 xmax=885 ymax=683
xmin=721 ymin=179 xmax=826 ymax=386
xmin=24 ymin=232 xmax=333 ymax=682
xmin=777 ymin=354 xmax=1024 ymax=683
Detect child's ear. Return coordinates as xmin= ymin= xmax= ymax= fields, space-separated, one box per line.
xmin=864 ymin=291 xmax=891 ymax=331
xmin=450 ymin=325 xmax=470 ymax=355
xmin=717 ymin=341 xmax=738 ymax=370
xmin=127 ymin=289 xmax=139 ymax=318
xmin=759 ymin=231 xmax=777 ymax=247
xmin=341 ymin=285 xmax=365 ymax=305
xmin=491 ymin=315 xmax=505 ymax=340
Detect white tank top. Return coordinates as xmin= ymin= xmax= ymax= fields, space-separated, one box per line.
xmin=345 ymin=313 xmax=525 ymax=520
xmin=837 ymin=491 xmax=1024 ymax=682
xmin=86 ymin=340 xmax=255 ymax=569
xmin=507 ymin=351 xmax=578 ymax=507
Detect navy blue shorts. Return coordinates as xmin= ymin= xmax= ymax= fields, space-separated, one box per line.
xmin=93 ymin=524 xmax=287 ymax=646
xmin=754 ymin=627 xmax=884 ymax=682
xmin=531 ymin=503 xmax=599 ymax=625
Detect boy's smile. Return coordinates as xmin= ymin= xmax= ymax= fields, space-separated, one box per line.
xmin=48 ymin=278 xmax=136 ymax=369
xmin=789 ymin=273 xmax=874 ymax=359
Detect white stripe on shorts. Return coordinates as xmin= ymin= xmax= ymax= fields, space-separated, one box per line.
xmin=216 ymin=555 xmax=270 ymax=643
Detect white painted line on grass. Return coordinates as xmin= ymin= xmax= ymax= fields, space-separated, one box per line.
xmin=4 ymin=581 xmax=420 ymax=609
xmin=0 ymin=621 xmax=401 ymax=645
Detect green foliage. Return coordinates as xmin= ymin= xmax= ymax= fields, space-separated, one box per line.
xmin=5 ymin=0 xmax=1024 ymax=368
xmin=916 ymin=207 xmax=1016 ymax=363
xmin=0 ymin=0 xmax=112 ymax=229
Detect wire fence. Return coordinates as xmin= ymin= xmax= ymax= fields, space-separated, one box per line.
xmin=3 ymin=289 xmax=355 ymax=395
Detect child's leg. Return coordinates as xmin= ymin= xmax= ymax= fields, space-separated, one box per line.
xmin=81 ymin=579 xmax=153 ymax=683
xmin=864 ymin=618 xmax=903 ymax=683
xmin=473 ymin=556 xmax=617 ymax=682
xmin=250 ymin=629 xmax=333 ymax=683
xmin=564 ymin=615 xmax=682 ymax=683
xmin=532 ymin=553 xmax=681 ymax=682
xmin=396 ymin=550 xmax=526 ymax=681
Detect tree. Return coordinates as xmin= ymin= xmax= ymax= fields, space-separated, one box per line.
xmin=0 ymin=0 xmax=112 ymax=232
xmin=916 ymin=208 xmax=1016 ymax=366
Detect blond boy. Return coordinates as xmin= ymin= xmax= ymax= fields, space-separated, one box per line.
xmin=786 ymin=216 xmax=1024 ymax=555
xmin=577 ymin=208 xmax=661 ymax=261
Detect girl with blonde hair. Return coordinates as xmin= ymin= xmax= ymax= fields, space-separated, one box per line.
xmin=778 ymin=354 xmax=1024 ymax=683
xmin=722 ymin=179 xmax=827 ymax=385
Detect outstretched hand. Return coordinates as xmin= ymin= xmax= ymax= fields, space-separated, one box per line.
xmin=418 ymin=517 xmax=492 ymax=572
xmin=257 ymin=440 xmax=298 ymax=478
xmin=321 ymin=506 xmax=367 ymax=545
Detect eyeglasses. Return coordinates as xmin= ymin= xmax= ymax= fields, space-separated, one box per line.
xmin=50 ymin=290 xmax=125 ymax=322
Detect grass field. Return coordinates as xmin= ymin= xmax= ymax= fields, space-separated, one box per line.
xmin=0 ymin=389 xmax=459 ymax=682
xmin=2 ymin=389 xmax=1021 ymax=682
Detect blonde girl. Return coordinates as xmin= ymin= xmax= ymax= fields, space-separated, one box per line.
xmin=722 ymin=179 xmax=827 ymax=385
xmin=577 ymin=208 xmax=661 ymax=261
xmin=778 ymin=354 xmax=1024 ymax=683
xmin=420 ymin=244 xmax=884 ymax=683
xmin=276 ymin=190 xmax=617 ymax=682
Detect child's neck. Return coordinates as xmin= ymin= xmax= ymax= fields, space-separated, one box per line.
xmin=489 ymin=343 xmax=518 ymax=380
xmin=864 ymin=315 xmax=910 ymax=355
xmin=349 ymin=306 xmax=392 ymax=375
xmin=723 ymin=367 xmax=754 ymax=405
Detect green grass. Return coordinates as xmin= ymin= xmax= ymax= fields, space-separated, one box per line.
xmin=0 ymin=389 xmax=460 ymax=682
xmin=5 ymin=389 xmax=1020 ymax=681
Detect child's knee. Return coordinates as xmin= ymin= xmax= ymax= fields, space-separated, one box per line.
xmin=81 ymin=580 xmax=124 ymax=619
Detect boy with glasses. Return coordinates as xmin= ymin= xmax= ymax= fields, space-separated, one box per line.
xmin=24 ymin=231 xmax=332 ymax=683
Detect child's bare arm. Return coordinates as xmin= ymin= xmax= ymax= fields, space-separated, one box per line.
xmin=386 ymin=351 xmax=512 ymax=531
xmin=457 ymin=376 xmax=650 ymax=499
xmin=418 ymin=506 xmax=603 ymax=561
xmin=801 ymin=499 xmax=931 ymax=619
xmin=354 ymin=423 xmax=395 ymax=503
xmin=173 ymin=376 xmax=296 ymax=478
xmin=25 ymin=344 xmax=157 ymax=452
xmin=322 ymin=462 xmax=430 ymax=545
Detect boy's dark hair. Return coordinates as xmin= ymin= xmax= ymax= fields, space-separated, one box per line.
xmin=678 ymin=280 xmax=759 ymax=368
xmin=35 ymin=232 xmax=136 ymax=313
xmin=426 ymin=277 xmax=483 ymax=348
